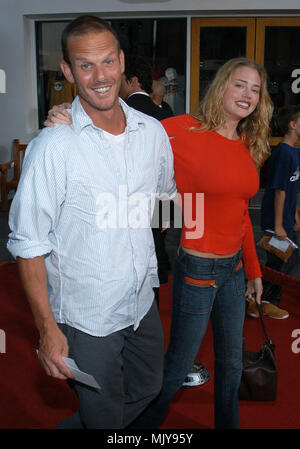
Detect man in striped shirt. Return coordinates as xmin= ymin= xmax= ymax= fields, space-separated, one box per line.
xmin=7 ymin=15 xmax=176 ymax=429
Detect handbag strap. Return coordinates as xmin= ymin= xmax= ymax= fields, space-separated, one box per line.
xmin=255 ymin=300 xmax=274 ymax=347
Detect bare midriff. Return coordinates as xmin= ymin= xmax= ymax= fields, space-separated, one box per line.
xmin=182 ymin=246 xmax=238 ymax=259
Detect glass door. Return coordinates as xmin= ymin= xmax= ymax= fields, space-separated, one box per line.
xmin=190 ymin=18 xmax=255 ymax=113
xmin=256 ymin=17 xmax=300 ymax=146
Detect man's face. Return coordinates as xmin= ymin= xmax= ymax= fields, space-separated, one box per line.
xmin=61 ymin=31 xmax=124 ymax=116
xmin=292 ymin=115 xmax=300 ymax=138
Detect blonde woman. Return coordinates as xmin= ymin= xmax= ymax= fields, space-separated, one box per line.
xmin=130 ymin=57 xmax=273 ymax=429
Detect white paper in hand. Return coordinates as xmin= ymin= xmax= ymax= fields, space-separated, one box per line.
xmin=62 ymin=357 xmax=101 ymax=391
xmin=268 ymin=236 xmax=290 ymax=252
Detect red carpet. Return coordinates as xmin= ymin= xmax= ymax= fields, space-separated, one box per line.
xmin=0 ymin=261 xmax=299 ymax=429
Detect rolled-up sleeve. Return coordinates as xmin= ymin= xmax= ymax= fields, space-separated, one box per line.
xmin=7 ymin=131 xmax=66 ymax=259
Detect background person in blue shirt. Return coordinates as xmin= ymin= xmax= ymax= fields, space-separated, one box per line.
xmin=248 ymin=105 xmax=300 ymax=319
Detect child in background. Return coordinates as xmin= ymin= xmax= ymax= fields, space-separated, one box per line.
xmin=248 ymin=105 xmax=300 ymax=319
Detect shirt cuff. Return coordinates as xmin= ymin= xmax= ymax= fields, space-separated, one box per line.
xmin=7 ymin=239 xmax=52 ymax=259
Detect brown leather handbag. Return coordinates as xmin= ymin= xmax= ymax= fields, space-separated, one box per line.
xmin=258 ymin=234 xmax=293 ymax=262
xmin=239 ymin=301 xmax=277 ymax=401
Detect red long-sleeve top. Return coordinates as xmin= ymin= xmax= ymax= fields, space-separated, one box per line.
xmin=162 ymin=114 xmax=261 ymax=280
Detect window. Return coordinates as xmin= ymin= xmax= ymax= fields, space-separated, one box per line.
xmin=256 ymin=18 xmax=300 ymax=141
xmin=190 ymin=18 xmax=255 ymax=113
xmin=35 ymin=18 xmax=187 ymax=127
xmin=191 ymin=17 xmax=300 ymax=189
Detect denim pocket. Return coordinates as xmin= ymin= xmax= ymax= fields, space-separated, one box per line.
xmin=179 ymin=274 xmax=217 ymax=315
xmin=184 ymin=276 xmax=217 ymax=288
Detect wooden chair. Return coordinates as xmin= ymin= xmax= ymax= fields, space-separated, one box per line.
xmin=0 ymin=139 xmax=28 ymax=211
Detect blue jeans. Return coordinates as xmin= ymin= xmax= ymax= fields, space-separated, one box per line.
xmin=130 ymin=247 xmax=245 ymax=429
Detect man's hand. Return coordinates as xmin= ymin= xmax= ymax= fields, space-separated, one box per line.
xmin=245 ymin=277 xmax=263 ymax=304
xmin=44 ymin=103 xmax=72 ymax=127
xmin=38 ymin=321 xmax=74 ymax=380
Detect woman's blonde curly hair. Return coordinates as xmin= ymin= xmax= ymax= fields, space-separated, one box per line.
xmin=192 ymin=57 xmax=274 ymax=168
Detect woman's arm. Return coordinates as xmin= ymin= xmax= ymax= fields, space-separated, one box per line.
xmin=241 ymin=207 xmax=263 ymax=303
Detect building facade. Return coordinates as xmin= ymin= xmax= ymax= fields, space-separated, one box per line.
xmin=1 ymin=0 xmax=300 ymax=184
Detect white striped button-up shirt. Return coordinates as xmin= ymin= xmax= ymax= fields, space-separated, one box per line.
xmin=7 ymin=97 xmax=176 ymax=337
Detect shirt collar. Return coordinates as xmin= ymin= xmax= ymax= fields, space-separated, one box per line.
xmin=71 ymin=96 xmax=145 ymax=135
xmin=127 ymin=91 xmax=150 ymax=99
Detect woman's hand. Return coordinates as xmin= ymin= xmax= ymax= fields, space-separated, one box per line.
xmin=44 ymin=102 xmax=72 ymax=127
xmin=245 ymin=277 xmax=263 ymax=304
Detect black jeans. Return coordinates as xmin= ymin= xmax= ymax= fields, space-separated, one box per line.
xmin=56 ymin=300 xmax=164 ymax=429
xmin=261 ymin=231 xmax=298 ymax=306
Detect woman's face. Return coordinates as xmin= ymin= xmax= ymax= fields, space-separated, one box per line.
xmin=222 ymin=65 xmax=261 ymax=123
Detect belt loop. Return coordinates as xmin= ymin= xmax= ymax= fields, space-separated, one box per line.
xmin=234 ymin=250 xmax=242 ymax=271
xmin=176 ymin=244 xmax=185 ymax=267
xmin=212 ymin=258 xmax=216 ymax=275
xmin=234 ymin=252 xmax=238 ymax=268
xmin=238 ymin=248 xmax=242 ymax=264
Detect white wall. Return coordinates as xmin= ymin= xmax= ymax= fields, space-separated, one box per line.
xmin=0 ymin=0 xmax=300 ymax=162
xmin=0 ymin=0 xmax=26 ymax=161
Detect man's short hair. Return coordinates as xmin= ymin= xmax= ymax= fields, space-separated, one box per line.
xmin=123 ymin=54 xmax=153 ymax=94
xmin=62 ymin=15 xmax=120 ymax=65
xmin=277 ymin=105 xmax=300 ymax=135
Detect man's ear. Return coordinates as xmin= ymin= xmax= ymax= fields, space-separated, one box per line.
xmin=60 ymin=60 xmax=75 ymax=84
xmin=129 ymin=76 xmax=140 ymax=89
